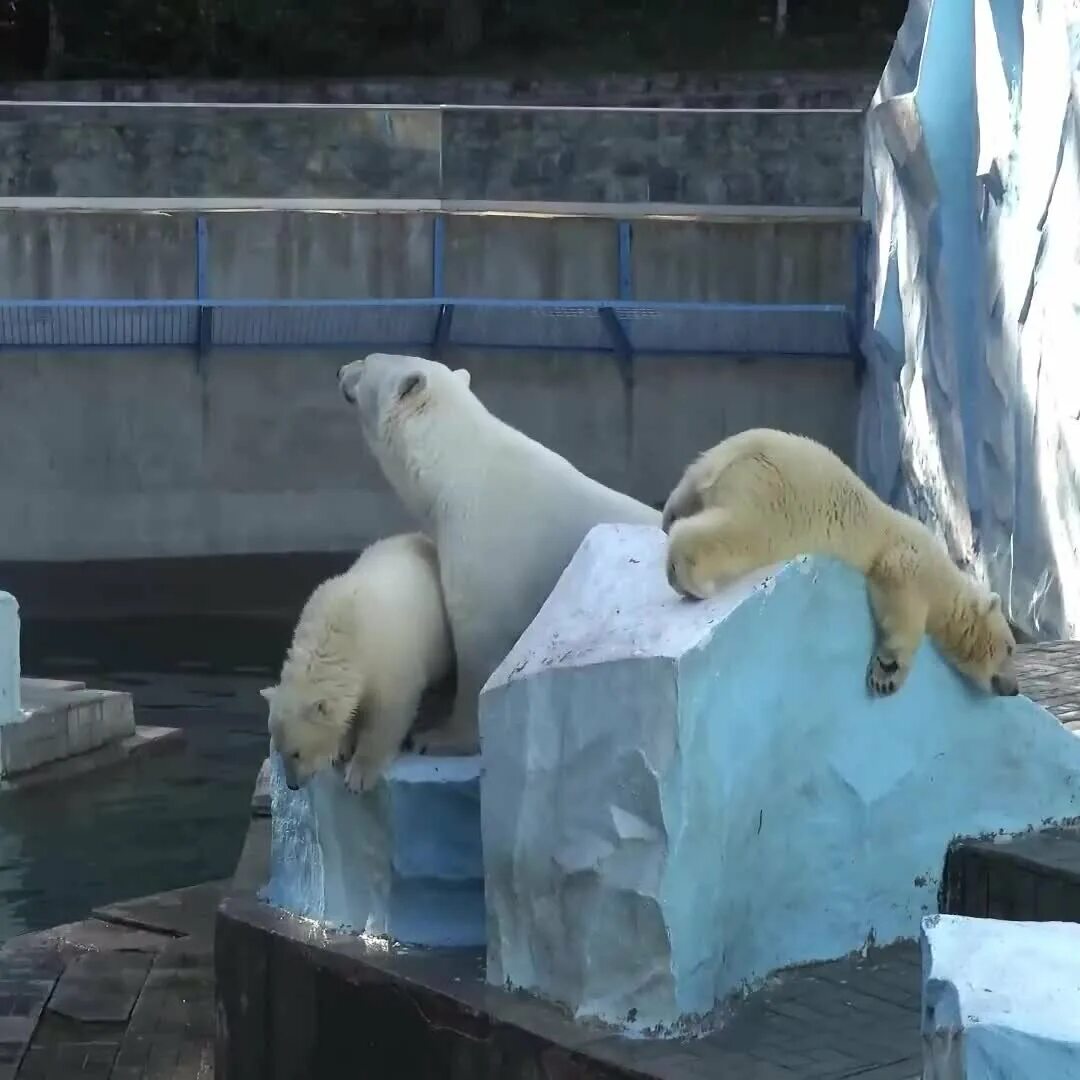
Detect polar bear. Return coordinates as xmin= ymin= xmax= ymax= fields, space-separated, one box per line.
xmin=338 ymin=352 xmax=659 ymax=754
xmin=261 ymin=532 xmax=455 ymax=792
xmin=662 ymin=428 xmax=1019 ymax=698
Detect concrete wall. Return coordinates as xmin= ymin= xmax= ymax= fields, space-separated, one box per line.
xmin=0 ymin=209 xmax=859 ymax=563
xmin=0 ymin=104 xmax=863 ymax=207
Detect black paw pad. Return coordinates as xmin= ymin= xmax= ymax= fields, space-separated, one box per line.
xmin=876 ymin=657 xmax=899 ymax=674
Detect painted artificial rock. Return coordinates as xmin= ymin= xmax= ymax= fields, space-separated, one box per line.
xmin=480 ymin=524 xmax=1080 ymax=1034
xmin=0 ymin=592 xmax=19 ymax=724
xmin=922 ymin=914 xmax=1080 ymax=1078
xmin=264 ymin=752 xmax=484 ymax=947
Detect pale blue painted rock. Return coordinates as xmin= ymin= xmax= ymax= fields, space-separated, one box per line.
xmin=922 ymin=914 xmax=1080 ymax=1079
xmin=480 ymin=523 xmax=1080 ymax=1034
xmin=262 ymin=751 xmax=484 ymax=947
xmin=0 ymin=593 xmax=19 ymax=724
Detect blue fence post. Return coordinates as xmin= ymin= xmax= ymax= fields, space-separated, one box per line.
xmin=617 ymin=221 xmax=633 ymax=301
xmin=432 ymin=214 xmax=446 ymax=298
xmin=610 ymin=220 xmax=635 ymax=402
xmin=195 ymin=216 xmax=212 ymax=363
xmin=430 ymin=215 xmax=451 ymax=356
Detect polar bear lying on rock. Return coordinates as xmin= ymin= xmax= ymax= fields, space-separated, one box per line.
xmin=262 ymin=532 xmax=454 ymax=792
xmin=339 ymin=353 xmax=659 ymax=754
xmin=662 ymin=427 xmax=1019 ymax=698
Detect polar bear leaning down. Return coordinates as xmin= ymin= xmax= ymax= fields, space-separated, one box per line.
xmin=339 ymin=353 xmax=659 ymax=755
xmin=263 ymin=532 xmax=454 ymax=792
xmin=662 ymin=427 xmax=1019 ymax=699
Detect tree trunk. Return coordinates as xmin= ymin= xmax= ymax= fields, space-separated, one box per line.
xmin=774 ymin=0 xmax=788 ymax=38
xmin=44 ymin=0 xmax=64 ymax=77
xmin=445 ymin=0 xmax=482 ymax=56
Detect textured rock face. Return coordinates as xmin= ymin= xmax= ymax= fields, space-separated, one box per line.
xmin=480 ymin=524 xmax=1080 ymax=1034
xmin=263 ymin=753 xmax=484 ymax=947
xmin=859 ymin=0 xmax=1080 ymax=640
xmin=922 ymin=914 xmax=1080 ymax=1079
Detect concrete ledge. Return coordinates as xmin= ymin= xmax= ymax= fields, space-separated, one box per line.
xmin=0 ymin=724 xmax=183 ymax=790
xmin=0 ymin=196 xmax=866 ymax=221
xmin=1 ymin=683 xmax=135 ymax=776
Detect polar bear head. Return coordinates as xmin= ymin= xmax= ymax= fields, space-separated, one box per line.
xmin=260 ymin=586 xmax=366 ymax=789
xmin=261 ymin=681 xmax=352 ymax=790
xmin=945 ymin=590 xmax=1019 ymax=697
xmin=338 ymin=354 xmax=475 ymax=517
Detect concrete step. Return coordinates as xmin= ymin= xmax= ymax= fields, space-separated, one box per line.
xmin=1 ymin=684 xmax=136 ymax=777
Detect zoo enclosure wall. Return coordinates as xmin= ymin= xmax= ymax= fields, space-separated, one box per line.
xmin=0 ymin=206 xmax=863 ymax=569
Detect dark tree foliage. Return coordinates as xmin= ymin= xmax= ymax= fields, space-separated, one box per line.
xmin=0 ymin=0 xmax=907 ymax=80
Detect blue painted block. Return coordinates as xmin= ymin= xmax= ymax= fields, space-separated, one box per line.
xmin=263 ymin=752 xmax=484 ymax=947
xmin=480 ymin=524 xmax=1080 ymax=1035
xmin=922 ymin=914 xmax=1080 ymax=1078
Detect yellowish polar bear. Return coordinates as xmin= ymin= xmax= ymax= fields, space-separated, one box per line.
xmin=339 ymin=353 xmax=659 ymax=754
xmin=662 ymin=428 xmax=1019 ymax=698
xmin=262 ymin=532 xmax=454 ymax=792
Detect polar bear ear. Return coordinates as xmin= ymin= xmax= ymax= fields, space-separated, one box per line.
xmin=452 ymin=368 xmax=471 ymax=388
xmin=397 ymin=372 xmax=427 ymax=401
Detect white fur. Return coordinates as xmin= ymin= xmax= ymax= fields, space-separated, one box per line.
xmin=339 ymin=353 xmax=659 ymax=753
xmin=662 ymin=428 xmax=1019 ymax=697
xmin=262 ymin=532 xmax=454 ymax=792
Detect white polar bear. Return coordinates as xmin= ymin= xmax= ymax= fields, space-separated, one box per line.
xmin=662 ymin=427 xmax=1019 ymax=698
xmin=261 ymin=531 xmax=454 ymax=792
xmin=338 ymin=352 xmax=659 ymax=754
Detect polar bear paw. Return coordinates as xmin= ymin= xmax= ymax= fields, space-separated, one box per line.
xmin=343 ymin=758 xmax=380 ymax=794
xmin=867 ymin=652 xmax=907 ymax=696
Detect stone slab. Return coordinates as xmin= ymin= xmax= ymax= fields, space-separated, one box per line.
xmin=251 ymin=756 xmax=271 ymax=817
xmin=18 ymin=679 xmax=85 ymax=694
xmin=0 ymin=724 xmax=182 ymax=791
xmin=47 ymin=952 xmax=152 ymax=1024
xmin=922 ymin=914 xmax=1080 ymax=1078
xmin=480 ymin=524 xmax=1080 ymax=1033
xmin=232 ymin=818 xmax=271 ymax=893
xmin=91 ymin=881 xmax=227 ymax=941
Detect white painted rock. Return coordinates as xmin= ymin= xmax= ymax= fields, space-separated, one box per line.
xmin=922 ymin=914 xmax=1080 ymax=1078
xmin=263 ymin=752 xmax=484 ymax=947
xmin=0 ymin=593 xmax=19 ymax=724
xmin=480 ymin=524 xmax=1080 ymax=1034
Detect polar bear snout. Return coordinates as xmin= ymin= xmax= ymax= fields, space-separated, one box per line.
xmin=991 ymin=672 xmax=1020 ymax=697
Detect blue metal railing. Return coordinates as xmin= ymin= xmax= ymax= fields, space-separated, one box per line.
xmin=0 ymin=297 xmax=854 ymax=356
xmin=0 ymin=214 xmax=861 ymax=359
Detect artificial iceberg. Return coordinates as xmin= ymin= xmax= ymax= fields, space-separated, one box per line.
xmin=859 ymin=0 xmax=1080 ymax=640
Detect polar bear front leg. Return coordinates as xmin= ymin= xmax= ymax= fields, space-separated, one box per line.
xmin=666 ymin=509 xmax=757 ymax=600
xmin=343 ymin=694 xmax=421 ymax=793
xmin=865 ymin=572 xmax=929 ymax=696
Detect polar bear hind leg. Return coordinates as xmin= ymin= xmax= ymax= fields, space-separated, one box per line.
xmin=666 ymin=509 xmax=767 ymax=600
